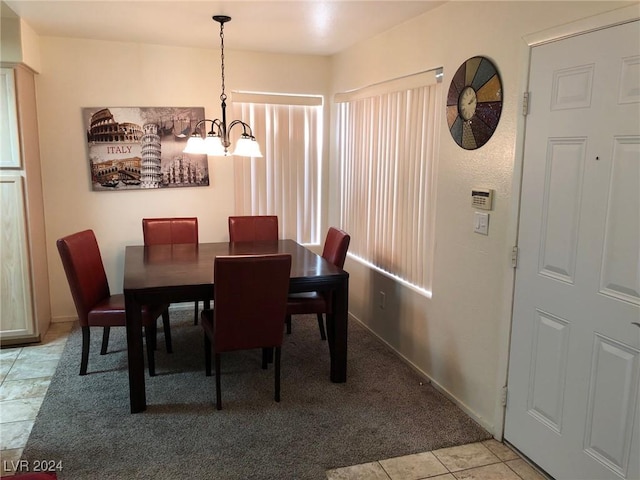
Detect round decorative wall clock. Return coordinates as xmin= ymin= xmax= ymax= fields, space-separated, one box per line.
xmin=447 ymin=56 xmax=503 ymax=150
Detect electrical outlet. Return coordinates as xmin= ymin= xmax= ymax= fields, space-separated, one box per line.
xmin=379 ymin=291 xmax=386 ymax=309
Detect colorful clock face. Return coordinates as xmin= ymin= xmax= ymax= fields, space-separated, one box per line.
xmin=447 ymin=56 xmax=502 ymax=150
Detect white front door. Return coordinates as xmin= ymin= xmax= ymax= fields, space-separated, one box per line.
xmin=505 ymin=21 xmax=640 ymax=480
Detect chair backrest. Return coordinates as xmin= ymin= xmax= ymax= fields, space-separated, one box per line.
xmin=228 ymin=215 xmax=278 ymax=242
xmin=56 ymin=230 xmax=110 ymax=326
xmin=213 ymin=254 xmax=291 ymax=352
xmin=322 ymin=227 xmax=351 ymax=268
xmin=142 ymin=217 xmax=198 ymax=245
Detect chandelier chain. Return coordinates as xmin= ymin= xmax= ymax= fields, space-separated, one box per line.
xmin=220 ymin=21 xmax=226 ymax=103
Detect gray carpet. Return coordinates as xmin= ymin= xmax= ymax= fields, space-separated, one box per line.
xmin=23 ymin=309 xmax=490 ymax=479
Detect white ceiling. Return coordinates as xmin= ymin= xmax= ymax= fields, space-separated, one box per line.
xmin=2 ymin=1 xmax=445 ymax=56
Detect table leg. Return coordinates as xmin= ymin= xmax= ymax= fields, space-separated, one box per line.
xmin=328 ymin=276 xmax=348 ymax=382
xmin=125 ymin=293 xmax=146 ymax=413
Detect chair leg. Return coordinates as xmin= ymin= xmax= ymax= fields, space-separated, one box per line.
xmin=204 ymin=335 xmax=212 ymax=377
xmin=215 ymin=353 xmax=222 ymax=410
xmin=100 ymin=326 xmax=110 ymax=355
xmin=285 ymin=314 xmax=292 ymax=334
xmin=162 ymin=309 xmax=172 ymax=353
xmin=193 ymin=301 xmax=199 ymax=325
xmin=262 ymin=348 xmax=269 ymax=369
xmin=274 ymin=347 xmax=281 ymax=402
xmin=264 ymin=347 xmax=274 ymax=364
xmin=149 ymin=321 xmax=157 ymax=351
xmin=317 ymin=313 xmax=327 ymax=341
xmin=145 ymin=326 xmax=156 ymax=377
xmin=80 ymin=326 xmax=90 ymax=376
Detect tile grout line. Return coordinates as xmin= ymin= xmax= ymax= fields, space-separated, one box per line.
xmin=503 ymin=460 xmax=528 ymax=480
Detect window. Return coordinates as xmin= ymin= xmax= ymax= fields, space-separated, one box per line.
xmin=335 ymin=69 xmax=442 ymax=294
xmin=232 ymin=93 xmax=322 ymax=245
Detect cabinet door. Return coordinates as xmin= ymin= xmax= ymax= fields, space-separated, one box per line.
xmin=0 ymin=174 xmax=35 ymax=339
xmin=1 ymin=68 xmax=21 ymax=168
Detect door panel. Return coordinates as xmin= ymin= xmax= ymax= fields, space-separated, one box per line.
xmin=584 ymin=335 xmax=639 ymax=477
xmin=527 ymin=310 xmax=571 ymax=433
xmin=600 ymin=138 xmax=639 ymax=304
xmin=539 ymin=138 xmax=585 ymax=283
xmin=505 ymin=21 xmax=640 ymax=480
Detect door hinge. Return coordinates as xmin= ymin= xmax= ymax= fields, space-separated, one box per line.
xmin=522 ymin=92 xmax=530 ymax=116
xmin=501 ymin=386 xmax=508 ymax=407
xmin=511 ymin=246 xmax=519 ymax=268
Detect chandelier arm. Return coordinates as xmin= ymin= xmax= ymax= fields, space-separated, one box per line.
xmin=227 ymin=119 xmax=252 ymax=137
xmin=192 ymin=119 xmax=224 ymax=138
xmin=192 ymin=119 xmax=210 ymax=138
xmin=210 ymin=119 xmax=224 ymax=138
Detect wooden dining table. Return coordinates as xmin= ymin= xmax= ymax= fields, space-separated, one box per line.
xmin=123 ymin=239 xmax=349 ymax=413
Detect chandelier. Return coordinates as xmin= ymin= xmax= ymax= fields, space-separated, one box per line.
xmin=183 ymin=15 xmax=262 ymax=157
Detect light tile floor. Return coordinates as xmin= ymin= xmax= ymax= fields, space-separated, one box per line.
xmin=0 ymin=322 xmax=550 ymax=480
xmin=0 ymin=322 xmax=74 ymax=477
xmin=326 ymin=441 xmax=550 ymax=480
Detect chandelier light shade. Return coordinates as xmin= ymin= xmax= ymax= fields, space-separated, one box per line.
xmin=184 ymin=15 xmax=263 ymax=158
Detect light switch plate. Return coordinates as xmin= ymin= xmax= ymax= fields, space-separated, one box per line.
xmin=474 ymin=212 xmax=489 ymax=235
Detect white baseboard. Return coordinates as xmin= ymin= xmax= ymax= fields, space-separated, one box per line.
xmin=51 ymin=315 xmax=77 ymax=323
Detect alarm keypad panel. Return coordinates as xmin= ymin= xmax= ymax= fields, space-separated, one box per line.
xmin=471 ymin=188 xmax=493 ymax=210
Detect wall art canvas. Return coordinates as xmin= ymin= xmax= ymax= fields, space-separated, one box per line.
xmin=83 ymin=107 xmax=208 ymax=191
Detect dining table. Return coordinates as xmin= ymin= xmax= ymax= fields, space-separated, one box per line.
xmin=123 ymin=239 xmax=349 ymax=413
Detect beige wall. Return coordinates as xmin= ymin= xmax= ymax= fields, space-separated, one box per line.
xmin=36 ymin=38 xmax=330 ymax=318
xmin=24 ymin=0 xmax=636 ymax=439
xmin=329 ymin=1 xmax=635 ymax=435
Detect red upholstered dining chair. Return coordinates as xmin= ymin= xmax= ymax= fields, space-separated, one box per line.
xmin=56 ymin=229 xmax=171 ymax=376
xmin=228 ymin=215 xmax=278 ymax=242
xmin=142 ymin=217 xmax=199 ymax=246
xmin=201 ymin=254 xmax=292 ymax=410
xmin=142 ymin=217 xmax=200 ymax=325
xmin=285 ymin=227 xmax=350 ymax=340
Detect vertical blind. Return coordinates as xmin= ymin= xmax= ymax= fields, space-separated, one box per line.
xmin=232 ymin=94 xmax=322 ymax=244
xmin=335 ymin=69 xmax=442 ymax=293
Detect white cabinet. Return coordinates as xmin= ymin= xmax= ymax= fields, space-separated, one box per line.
xmin=0 ymin=65 xmax=49 ymax=345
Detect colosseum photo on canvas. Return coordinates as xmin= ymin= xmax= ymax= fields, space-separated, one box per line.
xmin=83 ymin=106 xmax=209 ymax=191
